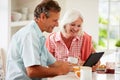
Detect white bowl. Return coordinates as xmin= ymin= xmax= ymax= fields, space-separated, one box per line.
xmin=11 ymin=12 xmax=22 ymax=21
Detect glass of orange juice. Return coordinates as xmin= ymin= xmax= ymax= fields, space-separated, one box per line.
xmin=75 ymin=71 xmax=80 ymax=78
xmin=73 ymin=66 xmax=80 ymax=72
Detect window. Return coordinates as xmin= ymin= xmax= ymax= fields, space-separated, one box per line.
xmin=98 ymin=0 xmax=120 ymax=50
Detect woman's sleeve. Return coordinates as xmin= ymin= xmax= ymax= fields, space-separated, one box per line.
xmin=45 ymin=33 xmax=55 ymax=56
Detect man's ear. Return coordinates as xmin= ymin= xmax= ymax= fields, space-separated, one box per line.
xmin=39 ymin=13 xmax=46 ymax=21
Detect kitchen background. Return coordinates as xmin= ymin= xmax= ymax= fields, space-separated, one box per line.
xmin=0 ymin=0 xmax=120 ymax=79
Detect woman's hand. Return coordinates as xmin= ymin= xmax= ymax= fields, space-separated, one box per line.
xmin=92 ymin=61 xmax=100 ymax=72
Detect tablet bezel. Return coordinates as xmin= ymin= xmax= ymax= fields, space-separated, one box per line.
xmin=83 ymin=52 xmax=104 ymax=67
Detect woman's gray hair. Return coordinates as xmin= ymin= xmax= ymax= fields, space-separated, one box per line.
xmin=60 ymin=9 xmax=83 ymax=34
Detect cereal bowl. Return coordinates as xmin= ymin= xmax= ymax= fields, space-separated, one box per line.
xmin=11 ymin=12 xmax=22 ymax=21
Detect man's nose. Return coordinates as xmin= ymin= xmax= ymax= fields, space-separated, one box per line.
xmin=55 ymin=22 xmax=59 ymax=27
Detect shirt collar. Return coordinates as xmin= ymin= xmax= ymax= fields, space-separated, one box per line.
xmin=54 ymin=32 xmax=62 ymax=41
xmin=32 ymin=20 xmax=44 ymax=38
xmin=54 ymin=32 xmax=81 ymax=42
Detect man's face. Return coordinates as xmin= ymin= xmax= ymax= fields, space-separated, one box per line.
xmin=43 ymin=11 xmax=60 ymax=33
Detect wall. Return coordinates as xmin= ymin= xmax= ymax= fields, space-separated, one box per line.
xmin=11 ymin=0 xmax=99 ymax=43
xmin=0 ymin=0 xmax=9 ymax=77
xmin=0 ymin=0 xmax=9 ymax=53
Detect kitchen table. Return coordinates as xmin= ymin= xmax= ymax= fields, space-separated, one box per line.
xmin=49 ymin=72 xmax=120 ymax=80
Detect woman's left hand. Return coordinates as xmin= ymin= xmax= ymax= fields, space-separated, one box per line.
xmin=92 ymin=61 xmax=100 ymax=72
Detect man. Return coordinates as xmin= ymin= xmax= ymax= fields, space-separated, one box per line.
xmin=6 ymin=0 xmax=71 ymax=80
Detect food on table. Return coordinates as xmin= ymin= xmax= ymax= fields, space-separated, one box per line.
xmin=98 ymin=64 xmax=106 ymax=70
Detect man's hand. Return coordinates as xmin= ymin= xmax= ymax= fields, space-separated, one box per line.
xmin=49 ymin=61 xmax=71 ymax=75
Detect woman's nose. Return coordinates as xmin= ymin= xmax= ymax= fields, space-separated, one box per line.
xmin=73 ymin=26 xmax=79 ymax=31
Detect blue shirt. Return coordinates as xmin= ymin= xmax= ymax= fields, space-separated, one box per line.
xmin=6 ymin=20 xmax=56 ymax=80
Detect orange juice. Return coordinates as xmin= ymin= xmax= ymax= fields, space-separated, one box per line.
xmin=76 ymin=71 xmax=80 ymax=77
xmin=75 ymin=71 xmax=80 ymax=78
xmin=73 ymin=66 xmax=80 ymax=72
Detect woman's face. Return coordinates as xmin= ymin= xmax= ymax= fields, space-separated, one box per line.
xmin=65 ymin=17 xmax=83 ymax=37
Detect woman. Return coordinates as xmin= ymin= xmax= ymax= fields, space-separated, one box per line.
xmin=46 ymin=9 xmax=98 ymax=71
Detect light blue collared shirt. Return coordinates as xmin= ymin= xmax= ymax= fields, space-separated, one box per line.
xmin=6 ymin=20 xmax=56 ymax=80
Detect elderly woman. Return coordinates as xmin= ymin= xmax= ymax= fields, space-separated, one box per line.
xmin=46 ymin=9 xmax=99 ymax=71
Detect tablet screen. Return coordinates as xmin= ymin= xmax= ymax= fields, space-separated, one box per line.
xmin=83 ymin=52 xmax=104 ymax=67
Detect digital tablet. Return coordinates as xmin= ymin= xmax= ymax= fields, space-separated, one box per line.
xmin=83 ymin=52 xmax=104 ymax=67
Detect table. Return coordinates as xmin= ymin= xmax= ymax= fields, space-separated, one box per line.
xmin=49 ymin=72 xmax=120 ymax=80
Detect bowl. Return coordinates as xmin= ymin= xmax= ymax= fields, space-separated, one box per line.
xmin=11 ymin=12 xmax=22 ymax=21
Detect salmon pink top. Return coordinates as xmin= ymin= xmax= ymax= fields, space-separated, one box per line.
xmin=46 ymin=32 xmax=94 ymax=63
